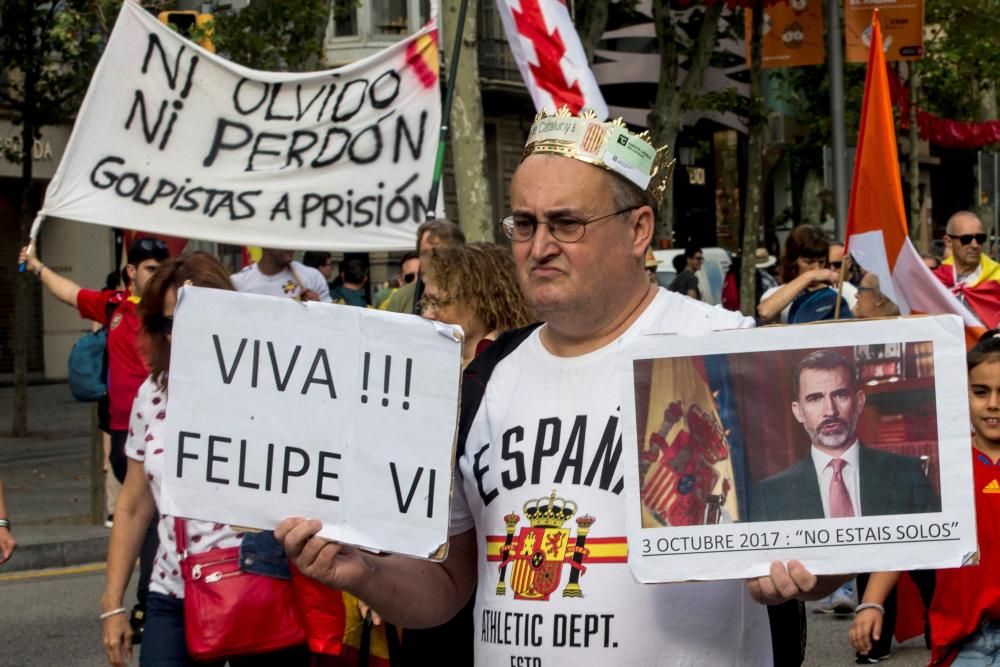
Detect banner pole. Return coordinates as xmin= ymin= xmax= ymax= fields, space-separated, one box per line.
xmin=18 ymin=214 xmax=46 ymax=272
xmin=833 ymin=256 xmax=850 ymax=320
xmin=425 ymin=0 xmax=471 ymax=219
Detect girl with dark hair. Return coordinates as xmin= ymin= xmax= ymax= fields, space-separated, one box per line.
xmin=851 ymin=331 xmax=1000 ymax=665
xmin=100 ymin=252 xmax=307 ymax=667
xmin=758 ymin=224 xmax=843 ymax=324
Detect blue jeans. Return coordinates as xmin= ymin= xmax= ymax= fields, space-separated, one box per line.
xmin=141 ymin=593 xmax=308 ymax=666
xmin=953 ymin=620 xmax=1000 ymax=666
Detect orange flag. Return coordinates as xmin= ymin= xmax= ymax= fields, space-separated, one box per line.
xmin=844 ymin=12 xmax=984 ymax=343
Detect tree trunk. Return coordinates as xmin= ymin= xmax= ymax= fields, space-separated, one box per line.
xmin=800 ymin=168 xmax=824 ymax=226
xmin=979 ymin=79 xmax=998 ymax=123
xmin=647 ymin=1 xmax=723 ymax=247
xmin=11 ymin=21 xmax=39 ymax=438
xmin=13 ymin=170 xmax=33 ymax=437
xmin=443 ymin=0 xmax=493 ymax=241
xmin=576 ymin=0 xmax=610 ymax=64
xmin=739 ymin=1 xmax=764 ymax=318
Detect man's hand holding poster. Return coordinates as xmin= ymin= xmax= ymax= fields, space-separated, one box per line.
xmin=618 ymin=315 xmax=977 ymax=582
xmin=159 ymin=287 xmax=462 ymax=560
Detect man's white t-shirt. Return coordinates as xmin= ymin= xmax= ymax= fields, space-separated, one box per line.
xmin=450 ymin=289 xmax=772 ymax=666
xmin=231 ymin=261 xmax=331 ymax=302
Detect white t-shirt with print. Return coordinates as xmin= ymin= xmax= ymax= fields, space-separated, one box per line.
xmin=450 ymin=289 xmax=772 ymax=666
xmin=125 ymin=378 xmax=245 ymax=599
xmin=230 ymin=261 xmax=332 ymax=302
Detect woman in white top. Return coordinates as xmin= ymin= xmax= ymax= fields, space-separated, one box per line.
xmin=100 ymin=252 xmax=308 ymax=667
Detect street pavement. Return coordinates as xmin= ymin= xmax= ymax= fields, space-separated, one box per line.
xmin=0 ymin=383 xmax=932 ymax=664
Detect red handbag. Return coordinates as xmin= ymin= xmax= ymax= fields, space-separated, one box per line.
xmin=176 ymin=519 xmax=305 ymax=661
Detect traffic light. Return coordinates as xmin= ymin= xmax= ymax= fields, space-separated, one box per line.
xmin=158 ymin=10 xmax=215 ymax=53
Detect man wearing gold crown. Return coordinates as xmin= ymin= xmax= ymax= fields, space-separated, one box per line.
xmin=277 ymin=109 xmax=846 ymax=665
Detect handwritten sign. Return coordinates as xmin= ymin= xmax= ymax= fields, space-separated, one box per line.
xmin=618 ymin=315 xmax=976 ymax=582
xmin=159 ymin=287 xmax=462 ymax=559
xmin=39 ymin=0 xmax=441 ymax=251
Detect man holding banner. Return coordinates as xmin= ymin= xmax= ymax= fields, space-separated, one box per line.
xmin=277 ymin=109 xmax=846 ymax=665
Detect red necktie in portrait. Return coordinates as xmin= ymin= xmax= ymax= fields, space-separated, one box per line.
xmin=828 ymin=458 xmax=855 ymax=518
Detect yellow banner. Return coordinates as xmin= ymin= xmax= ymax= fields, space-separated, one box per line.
xmin=845 ymin=0 xmax=924 ymax=63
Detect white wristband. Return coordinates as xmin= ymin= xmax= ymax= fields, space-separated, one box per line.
xmin=100 ymin=607 xmax=127 ymax=620
xmin=855 ymin=602 xmax=885 ymax=615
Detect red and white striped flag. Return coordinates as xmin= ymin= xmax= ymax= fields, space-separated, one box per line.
xmin=495 ymin=0 xmax=608 ymax=118
xmin=845 ymin=13 xmax=984 ymax=342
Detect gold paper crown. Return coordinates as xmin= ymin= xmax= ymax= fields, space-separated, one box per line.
xmin=522 ymin=107 xmax=676 ymax=207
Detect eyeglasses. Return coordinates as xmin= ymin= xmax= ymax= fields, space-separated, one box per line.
xmin=419 ymin=294 xmax=452 ymax=312
xmin=950 ymin=233 xmax=987 ymax=245
xmin=499 ymin=206 xmax=639 ymax=243
xmin=402 ymin=272 xmax=417 ymax=284
xmin=829 ymin=261 xmax=843 ymax=270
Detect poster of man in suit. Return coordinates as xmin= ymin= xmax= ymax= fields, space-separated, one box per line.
xmin=619 ymin=317 xmax=975 ymax=583
xmin=749 ymin=349 xmax=940 ymax=522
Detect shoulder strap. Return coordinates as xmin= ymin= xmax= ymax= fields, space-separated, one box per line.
xmin=456 ymin=322 xmax=542 ymax=458
xmin=174 ymin=517 xmax=187 ymax=557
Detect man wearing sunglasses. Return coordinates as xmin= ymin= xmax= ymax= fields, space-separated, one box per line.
xmin=19 ymin=236 xmax=170 ymax=640
xmin=932 ymin=211 xmax=1000 ymax=328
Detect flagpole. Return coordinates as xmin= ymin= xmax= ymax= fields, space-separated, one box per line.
xmin=827 ymin=0 xmax=848 ymax=241
xmin=833 ymin=256 xmax=849 ymax=320
xmin=425 ymin=0 xmax=471 ymax=219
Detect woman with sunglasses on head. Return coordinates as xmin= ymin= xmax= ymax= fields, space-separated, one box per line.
xmin=100 ymin=252 xmax=308 ymax=667
xmin=419 ymin=243 xmax=537 ymax=368
xmin=757 ymin=224 xmax=847 ymax=324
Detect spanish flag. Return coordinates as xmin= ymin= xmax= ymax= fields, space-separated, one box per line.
xmin=933 ymin=255 xmax=1000 ymax=329
xmin=639 ymin=357 xmax=739 ymax=527
xmin=844 ymin=13 xmax=985 ymax=341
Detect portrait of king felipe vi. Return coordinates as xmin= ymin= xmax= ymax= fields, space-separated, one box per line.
xmin=748 ymin=349 xmax=941 ymax=522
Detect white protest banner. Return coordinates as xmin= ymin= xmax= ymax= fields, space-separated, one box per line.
xmin=159 ymin=287 xmax=462 ymax=559
xmin=618 ymin=315 xmax=977 ymax=582
xmin=37 ymin=0 xmax=441 ymax=251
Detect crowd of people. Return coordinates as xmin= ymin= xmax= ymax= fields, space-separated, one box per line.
xmin=7 ymin=106 xmax=1000 ymax=667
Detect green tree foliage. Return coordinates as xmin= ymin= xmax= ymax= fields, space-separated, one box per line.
xmin=210 ymin=0 xmax=331 ymax=72
xmin=0 ymin=0 xmax=121 ymax=161
xmin=922 ymin=0 xmax=1000 ymax=122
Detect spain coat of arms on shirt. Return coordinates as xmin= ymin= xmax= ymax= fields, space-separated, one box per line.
xmin=486 ymin=490 xmax=627 ymax=601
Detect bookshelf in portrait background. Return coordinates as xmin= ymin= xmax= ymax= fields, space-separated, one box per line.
xmin=854 ymin=341 xmax=940 ymax=495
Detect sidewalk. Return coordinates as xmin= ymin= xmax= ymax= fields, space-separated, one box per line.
xmin=0 ymin=383 xmax=110 ymax=573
